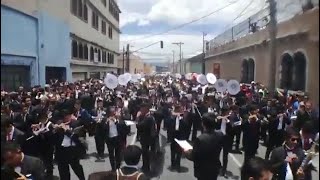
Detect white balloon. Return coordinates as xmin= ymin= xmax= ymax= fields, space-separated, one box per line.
xmin=206 ymin=73 xmax=217 ymax=84
xmin=175 ymin=73 xmax=182 ymax=79
xmin=227 ymin=80 xmax=240 ymax=95
xmin=214 ymin=79 xmax=228 ymax=93
xmin=197 ymin=74 xmax=208 ymax=85
xmin=104 ymin=74 xmax=118 ymax=89
xmin=136 ymin=74 xmax=142 ymax=79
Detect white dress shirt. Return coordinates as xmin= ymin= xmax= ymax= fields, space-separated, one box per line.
xmin=61 ymin=125 xmax=76 ymax=147
xmin=175 ymin=116 xmax=182 ymax=131
xmin=109 ymin=120 xmax=118 ymax=138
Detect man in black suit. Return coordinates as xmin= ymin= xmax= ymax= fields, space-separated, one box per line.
xmin=242 ymin=105 xmax=261 ymax=163
xmin=92 ymin=98 xmax=107 ymax=160
xmin=136 ymin=103 xmax=157 ymax=173
xmin=53 ymin=109 xmax=86 ymax=180
xmin=104 ymin=106 xmax=129 ymax=171
xmin=2 ymin=142 xmax=46 ymax=180
xmin=260 ymin=99 xmax=274 ymax=145
xmin=168 ymin=104 xmax=189 ymax=172
xmin=1 ymin=116 xmax=26 ymax=149
xmin=183 ymin=113 xmax=224 ymax=180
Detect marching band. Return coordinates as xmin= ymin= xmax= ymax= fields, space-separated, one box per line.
xmin=1 ymin=72 xmax=319 ymax=180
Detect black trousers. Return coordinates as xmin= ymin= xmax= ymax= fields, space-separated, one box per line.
xmin=39 ymin=145 xmax=54 ymax=176
xmin=222 ymin=135 xmax=233 ymax=172
xmin=94 ymin=135 xmax=105 ymax=158
xmin=56 ymin=147 xmax=85 ymax=180
xmin=244 ymin=149 xmax=256 ymax=163
xmin=141 ymin=138 xmax=156 ymax=172
xmin=265 ymin=132 xmax=284 ymax=159
xmin=197 ymin=174 xmax=218 ymax=180
xmin=106 ymin=136 xmax=122 ymax=171
xmin=170 ymin=141 xmax=182 ymax=168
xmin=260 ymin=123 xmax=268 ymax=143
xmin=231 ymin=127 xmax=241 ymax=150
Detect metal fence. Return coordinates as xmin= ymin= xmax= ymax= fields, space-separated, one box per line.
xmin=207 ymin=0 xmax=319 ymax=51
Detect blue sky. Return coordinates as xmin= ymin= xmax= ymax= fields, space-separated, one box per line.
xmin=117 ymin=0 xmax=267 ymax=64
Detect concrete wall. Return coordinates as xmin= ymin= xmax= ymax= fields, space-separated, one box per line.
xmin=37 ymin=11 xmax=72 ymax=84
xmin=205 ymin=8 xmax=319 ymax=103
xmin=190 ymin=62 xmax=202 ymax=73
xmin=1 ymin=5 xmax=39 ymax=85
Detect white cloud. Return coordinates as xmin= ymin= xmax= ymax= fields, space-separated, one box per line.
xmin=118 ymin=0 xmax=267 ymax=63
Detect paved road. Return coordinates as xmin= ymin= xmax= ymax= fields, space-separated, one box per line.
xmin=53 ymin=125 xmax=319 ymax=180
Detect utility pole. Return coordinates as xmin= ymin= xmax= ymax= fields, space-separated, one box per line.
xmin=172 ymin=42 xmax=184 ymax=74
xmin=126 ymin=44 xmax=130 ymax=73
xmin=268 ymin=0 xmax=277 ymax=92
xmin=202 ymin=32 xmax=207 ymax=74
xmin=122 ymin=46 xmax=125 ymax=74
xmin=172 ymin=50 xmax=175 ymax=73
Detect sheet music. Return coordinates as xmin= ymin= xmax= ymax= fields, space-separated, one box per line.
xmin=125 ymin=120 xmax=136 ymax=126
xmin=174 ymin=138 xmax=193 ymax=150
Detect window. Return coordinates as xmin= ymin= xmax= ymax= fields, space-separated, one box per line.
xmin=96 ymin=14 xmax=99 ymax=29
xmin=90 ymin=47 xmax=94 ymax=61
xmin=83 ymin=4 xmax=88 ymax=21
xmin=78 ymin=0 xmax=83 ymax=17
xmin=72 ymin=40 xmax=78 ymax=58
xmin=280 ymin=53 xmax=294 ymax=90
xmin=247 ymin=59 xmax=255 ymax=83
xmin=102 ymin=51 xmax=106 ymax=63
xmin=92 ymin=11 xmax=99 ymax=30
xmin=84 ymin=44 xmax=88 ymax=60
xmin=102 ymin=0 xmax=107 ymax=7
xmin=98 ymin=49 xmax=101 ymax=62
xmin=108 ymin=26 xmax=113 ymax=39
xmin=109 ymin=0 xmax=119 ymax=21
xmin=78 ymin=43 xmax=83 ymax=59
xmin=92 ymin=11 xmax=96 ymax=28
xmin=71 ymin=0 xmax=77 ymax=15
xmin=102 ymin=21 xmax=106 ymax=35
xmin=292 ymin=52 xmax=306 ymax=91
xmin=241 ymin=60 xmax=248 ymax=83
xmin=108 ymin=53 xmax=114 ymax=64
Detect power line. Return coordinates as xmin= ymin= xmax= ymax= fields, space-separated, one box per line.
xmin=123 ymin=1 xmax=240 ymax=43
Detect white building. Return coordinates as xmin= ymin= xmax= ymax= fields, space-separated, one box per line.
xmin=1 ymin=0 xmax=120 ymax=82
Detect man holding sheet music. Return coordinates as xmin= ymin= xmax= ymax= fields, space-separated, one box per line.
xmin=168 ymin=104 xmax=189 ymax=172
xmin=182 ymin=113 xmax=224 ymax=180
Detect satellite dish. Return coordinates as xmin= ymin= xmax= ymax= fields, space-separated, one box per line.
xmin=227 ymin=80 xmax=240 ymax=95
xmin=118 ymin=74 xmax=128 ymax=86
xmin=104 ymin=74 xmax=118 ymax=89
xmin=185 ymin=73 xmax=192 ymax=80
xmin=197 ymin=74 xmax=208 ymax=85
xmin=206 ymin=73 xmax=217 ymax=84
xmin=214 ymin=79 xmax=228 ymax=93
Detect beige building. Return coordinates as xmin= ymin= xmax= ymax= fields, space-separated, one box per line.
xmin=117 ymin=53 xmax=144 ymax=74
xmin=2 ymin=0 xmax=120 ymax=81
xmin=143 ymin=63 xmax=156 ymax=75
xmin=205 ymin=7 xmax=319 ymax=104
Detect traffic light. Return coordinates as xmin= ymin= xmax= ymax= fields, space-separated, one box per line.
xmin=160 ymin=41 xmax=163 ymax=48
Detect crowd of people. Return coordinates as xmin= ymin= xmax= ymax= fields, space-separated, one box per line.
xmin=1 ymin=75 xmax=319 ymax=180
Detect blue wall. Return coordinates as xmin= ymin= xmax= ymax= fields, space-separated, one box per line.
xmin=1 ymin=5 xmax=39 ymax=85
xmin=37 ymin=12 xmax=72 ymax=84
xmin=1 ymin=5 xmax=72 ymax=87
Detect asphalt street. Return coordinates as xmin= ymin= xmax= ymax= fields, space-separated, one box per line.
xmin=53 ymin=125 xmax=319 ymax=180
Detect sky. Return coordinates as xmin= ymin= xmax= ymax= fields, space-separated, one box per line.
xmin=117 ymin=0 xmax=301 ymax=65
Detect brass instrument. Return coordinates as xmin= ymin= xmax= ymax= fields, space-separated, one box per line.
xmin=297 ymin=139 xmax=319 ymax=180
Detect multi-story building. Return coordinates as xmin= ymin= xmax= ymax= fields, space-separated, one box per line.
xmin=1 ymin=0 xmax=120 ymax=89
